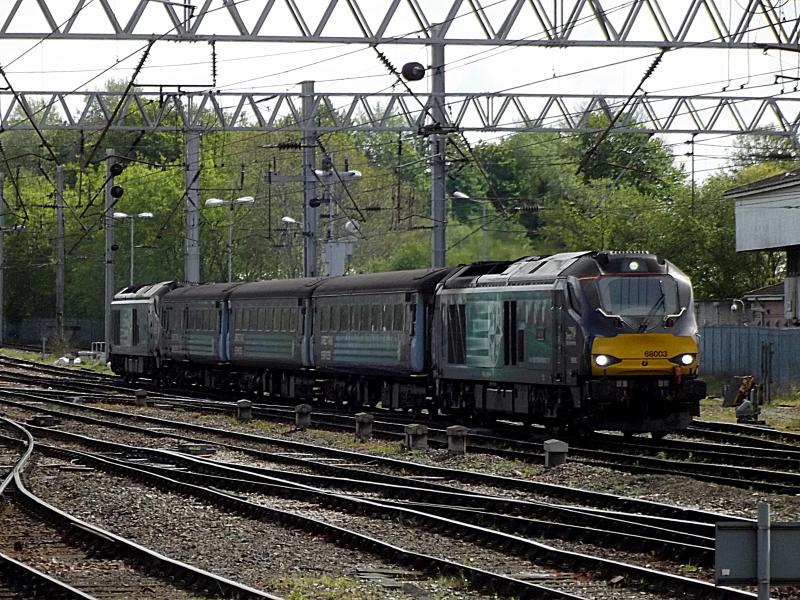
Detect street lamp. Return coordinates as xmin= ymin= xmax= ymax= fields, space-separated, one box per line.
xmin=204 ymin=196 xmax=255 ymax=282
xmin=280 ymin=216 xmax=302 ymax=277
xmin=113 ymin=211 xmax=154 ymax=286
xmin=452 ymin=191 xmax=489 ymax=261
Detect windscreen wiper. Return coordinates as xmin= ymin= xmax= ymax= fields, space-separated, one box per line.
xmin=638 ymin=280 xmax=665 ymax=333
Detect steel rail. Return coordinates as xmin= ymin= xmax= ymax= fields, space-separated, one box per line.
xmin=24 ymin=423 xmax=717 ymax=565
xmin=0 ymin=427 xmax=281 ymax=600
xmin=691 ymin=420 xmax=800 ymax=445
xmin=31 ymin=440 xmax=753 ymax=600
xmin=22 ymin=416 xmax=720 ymax=539
xmin=0 ymin=393 xmax=739 ymax=524
xmin=30 ymin=441 xmax=584 ymax=600
xmin=0 ymin=417 xmax=98 ymax=600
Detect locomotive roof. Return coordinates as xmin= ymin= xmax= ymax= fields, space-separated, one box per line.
xmin=443 ymin=252 xmax=592 ymax=288
xmin=314 ymin=267 xmax=456 ymax=296
xmin=162 ymin=282 xmax=243 ymax=302
xmin=441 ymin=251 xmax=675 ymax=289
xmin=230 ymin=277 xmax=325 ymax=299
xmin=112 ymin=281 xmax=179 ymax=301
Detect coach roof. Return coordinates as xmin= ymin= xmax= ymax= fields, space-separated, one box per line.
xmin=230 ymin=277 xmax=324 ymax=299
xmin=163 ymin=282 xmax=242 ymax=302
xmin=314 ymin=267 xmax=456 ymax=296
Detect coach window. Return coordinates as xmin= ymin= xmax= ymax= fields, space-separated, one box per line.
xmin=132 ymin=309 xmax=140 ymax=345
xmin=381 ymin=305 xmax=390 ymax=331
xmin=289 ymin=308 xmax=297 ymax=332
xmin=112 ymin=310 xmax=121 ymax=345
xmin=360 ymin=305 xmax=369 ymax=331
xmin=393 ymin=304 xmax=404 ymax=331
xmin=371 ymin=304 xmax=381 ymax=331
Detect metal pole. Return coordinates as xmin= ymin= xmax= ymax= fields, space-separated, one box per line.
xmin=481 ymin=202 xmax=488 ymax=261
xmin=227 ymin=202 xmax=233 ymax=283
xmin=55 ymin=165 xmax=65 ymax=343
xmin=185 ymin=125 xmax=201 ymax=284
xmin=0 ymin=173 xmax=4 ymax=346
xmin=301 ymin=80 xmax=317 ymax=278
xmin=129 ymin=217 xmax=134 ymax=286
xmin=104 ymin=149 xmax=116 ymax=359
xmin=429 ymin=26 xmax=447 ymax=268
xmin=757 ymin=502 xmax=771 ymax=600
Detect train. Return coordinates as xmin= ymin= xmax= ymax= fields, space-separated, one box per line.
xmin=109 ymin=251 xmax=706 ymax=436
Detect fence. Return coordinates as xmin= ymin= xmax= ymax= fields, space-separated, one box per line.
xmin=5 ymin=318 xmax=103 ymax=351
xmin=699 ymin=326 xmax=800 ymax=395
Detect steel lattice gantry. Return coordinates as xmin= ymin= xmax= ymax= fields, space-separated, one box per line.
xmin=2 ymin=90 xmax=799 ymax=135
xmin=1 ymin=0 xmax=799 ymax=49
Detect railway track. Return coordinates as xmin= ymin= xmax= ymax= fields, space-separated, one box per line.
xmin=2 ymin=352 xmax=800 ymax=496
xmin=0 ymin=391 xmax=767 ymax=598
xmin=22 ymin=422 xmax=754 ymax=599
xmin=0 ymin=418 xmax=276 ymax=599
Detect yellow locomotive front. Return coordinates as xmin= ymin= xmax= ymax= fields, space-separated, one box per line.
xmin=572 ymin=252 xmax=705 ymax=435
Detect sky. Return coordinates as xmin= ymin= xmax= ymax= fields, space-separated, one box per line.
xmin=1 ymin=0 xmax=799 ymax=180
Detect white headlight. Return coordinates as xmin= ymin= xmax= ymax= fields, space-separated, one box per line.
xmin=680 ymin=354 xmax=694 ymax=365
xmin=595 ymin=355 xmax=611 ymax=367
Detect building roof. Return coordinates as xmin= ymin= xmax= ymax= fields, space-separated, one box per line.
xmin=724 ymin=169 xmax=800 ymax=198
xmin=743 ymin=282 xmax=784 ymax=301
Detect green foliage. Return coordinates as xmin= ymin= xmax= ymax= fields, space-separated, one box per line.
xmin=0 ymin=90 xmax=796 ymax=333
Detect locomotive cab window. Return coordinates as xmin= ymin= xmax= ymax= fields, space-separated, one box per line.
xmin=596 ymin=276 xmax=679 ymax=316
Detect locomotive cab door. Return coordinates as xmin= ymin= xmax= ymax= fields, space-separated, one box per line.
xmin=552 ymin=286 xmax=566 ymax=385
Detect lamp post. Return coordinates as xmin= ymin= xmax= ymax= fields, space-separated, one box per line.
xmin=280 ymin=216 xmax=302 ymax=278
xmin=452 ymin=191 xmax=488 ymax=262
xmin=204 ymin=196 xmax=255 ymax=283
xmin=113 ymin=211 xmax=154 ymax=286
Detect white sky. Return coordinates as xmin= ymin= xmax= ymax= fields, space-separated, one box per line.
xmin=1 ymin=0 xmax=799 ymax=179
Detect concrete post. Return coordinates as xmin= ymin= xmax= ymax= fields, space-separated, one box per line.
xmin=354 ymin=412 xmax=374 ymax=441
xmin=544 ymin=439 xmax=568 ymax=468
xmin=429 ymin=26 xmax=447 ymax=268
xmin=757 ymin=502 xmax=771 ymax=600
xmin=104 ymin=149 xmax=116 ymax=360
xmin=295 ymin=403 xmax=312 ymax=430
xmin=301 ymin=81 xmax=318 ymax=277
xmin=55 ymin=165 xmax=65 ymax=343
xmin=184 ymin=126 xmax=201 ymax=284
xmin=0 ymin=173 xmax=4 ymax=347
xmin=404 ymin=423 xmax=428 ymax=450
xmin=134 ymin=389 xmax=148 ymax=407
xmin=446 ymin=425 xmax=469 ymax=454
xmin=237 ymin=399 xmax=252 ymax=421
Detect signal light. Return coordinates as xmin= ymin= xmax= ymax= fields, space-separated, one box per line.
xmin=110 ymin=185 xmax=124 ymax=199
xmin=110 ymin=163 xmax=124 ymax=177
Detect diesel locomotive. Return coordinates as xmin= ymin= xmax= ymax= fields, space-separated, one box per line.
xmin=110 ymin=251 xmax=706 ymax=435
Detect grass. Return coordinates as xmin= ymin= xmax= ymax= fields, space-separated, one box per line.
xmin=268 ymin=576 xmax=386 ymax=600
xmin=268 ymin=575 xmax=500 ymax=600
xmin=0 ymin=348 xmax=113 ymax=375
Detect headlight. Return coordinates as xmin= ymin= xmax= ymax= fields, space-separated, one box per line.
xmin=594 ymin=354 xmax=620 ymax=367
xmin=669 ymin=353 xmax=695 ymax=366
